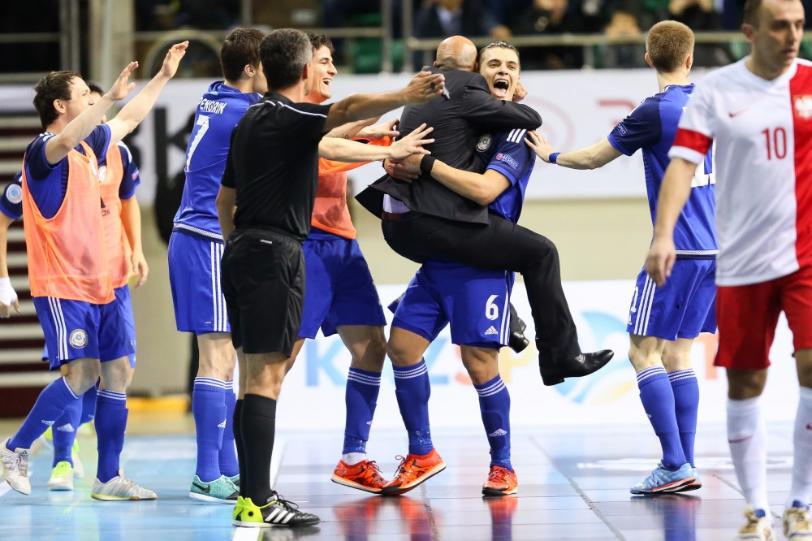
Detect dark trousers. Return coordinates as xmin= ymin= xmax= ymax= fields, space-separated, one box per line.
xmin=382 ymin=212 xmax=581 ymax=363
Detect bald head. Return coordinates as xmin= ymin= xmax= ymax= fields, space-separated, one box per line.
xmin=435 ymin=36 xmax=477 ymax=71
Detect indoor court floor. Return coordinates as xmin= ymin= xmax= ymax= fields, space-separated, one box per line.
xmin=0 ymin=414 xmax=797 ymax=541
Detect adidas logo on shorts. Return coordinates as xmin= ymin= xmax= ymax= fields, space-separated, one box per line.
xmin=484 ymin=326 xmax=499 ymax=336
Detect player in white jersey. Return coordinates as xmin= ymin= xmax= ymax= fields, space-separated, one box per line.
xmin=647 ymin=1 xmax=812 ymax=539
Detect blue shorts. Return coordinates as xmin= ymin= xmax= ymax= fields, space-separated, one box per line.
xmin=168 ymin=230 xmax=229 ymax=335
xmin=392 ymin=261 xmax=514 ymax=349
xmin=627 ymin=257 xmax=717 ymax=340
xmin=34 ymin=286 xmax=136 ymax=370
xmin=298 ymin=229 xmax=386 ymax=339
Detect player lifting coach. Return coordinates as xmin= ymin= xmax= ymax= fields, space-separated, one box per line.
xmin=216 ymin=29 xmax=444 ymax=528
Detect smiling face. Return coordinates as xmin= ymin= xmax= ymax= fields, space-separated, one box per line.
xmin=306 ymin=45 xmax=337 ymax=102
xmin=479 ymin=46 xmax=520 ymax=101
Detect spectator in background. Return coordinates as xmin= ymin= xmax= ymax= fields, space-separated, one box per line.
xmin=665 ymin=0 xmax=732 ymax=65
xmin=414 ymin=0 xmax=510 ymax=39
xmin=601 ymin=0 xmax=646 ymax=67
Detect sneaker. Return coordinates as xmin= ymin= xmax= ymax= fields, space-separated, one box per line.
xmin=91 ymin=474 xmax=157 ymax=501
xmin=48 ymin=461 xmax=74 ymax=491
xmin=189 ymin=474 xmax=239 ymax=503
xmin=738 ymin=507 xmax=775 ymax=540
xmin=331 ymin=459 xmax=387 ymax=494
xmin=71 ymin=439 xmax=84 ymax=479
xmin=482 ymin=465 xmax=518 ymax=496
xmin=671 ymin=467 xmax=702 ymax=493
xmin=381 ymin=449 xmax=446 ymax=496
xmin=0 ymin=438 xmax=31 ymax=495
xmin=784 ymin=501 xmax=812 ymax=539
xmin=232 ymin=493 xmax=321 ymax=528
xmin=228 ymin=474 xmax=240 ymax=490
xmin=630 ymin=462 xmax=695 ymax=495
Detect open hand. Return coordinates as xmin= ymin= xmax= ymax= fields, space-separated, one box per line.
xmin=403 ymin=71 xmax=446 ymax=104
xmin=159 ymin=41 xmax=189 ymax=79
xmin=358 ymin=118 xmax=400 ymax=140
xmin=107 ymin=62 xmax=139 ymax=101
xmin=524 ymin=131 xmax=555 ymax=162
xmin=388 ymin=123 xmax=434 ymax=161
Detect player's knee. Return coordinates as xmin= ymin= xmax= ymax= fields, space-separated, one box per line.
xmin=726 ymin=368 xmax=767 ymax=399
xmin=525 ymin=236 xmax=558 ymax=269
xmin=461 ymin=348 xmax=498 ymax=385
xmin=628 ymin=342 xmax=661 ymax=371
xmin=64 ymin=360 xmax=101 ymax=395
xmin=796 ymin=350 xmax=812 ymax=387
xmin=386 ymin=339 xmax=419 ymax=367
xmin=661 ymin=350 xmax=690 ymax=372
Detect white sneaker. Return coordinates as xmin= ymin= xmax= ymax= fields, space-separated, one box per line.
xmin=784 ymin=501 xmax=812 ymax=539
xmin=738 ymin=507 xmax=775 ymax=540
xmin=0 ymin=438 xmax=31 ymax=495
xmin=91 ymin=474 xmax=157 ymax=501
xmin=47 ymin=461 xmax=74 ymax=491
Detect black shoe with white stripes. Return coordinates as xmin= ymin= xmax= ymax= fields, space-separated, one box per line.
xmin=233 ymin=493 xmax=321 ymax=528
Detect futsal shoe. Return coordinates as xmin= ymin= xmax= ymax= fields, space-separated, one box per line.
xmin=783 ymin=501 xmax=812 ymax=539
xmin=738 ymin=507 xmax=775 ymax=540
xmin=540 ymin=347 xmax=614 ymax=386
xmin=48 ymin=461 xmax=74 ymax=491
xmin=482 ymin=465 xmax=518 ymax=496
xmin=381 ymin=449 xmax=446 ymax=496
xmin=629 ymin=463 xmax=695 ymax=495
xmin=671 ymin=467 xmax=702 ymax=492
xmin=91 ymin=474 xmax=157 ymax=501
xmin=189 ymin=474 xmax=239 ymax=503
xmin=0 ymin=438 xmax=31 ymax=495
xmin=228 ymin=474 xmax=240 ymax=489
xmin=232 ymin=492 xmax=321 ymax=528
xmin=331 ymin=459 xmax=387 ymax=494
xmin=508 ymin=305 xmax=529 ymax=353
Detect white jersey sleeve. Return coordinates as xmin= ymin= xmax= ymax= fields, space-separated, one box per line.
xmin=669 ymin=81 xmax=715 ymax=165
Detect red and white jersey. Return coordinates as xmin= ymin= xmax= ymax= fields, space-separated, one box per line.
xmin=670 ymin=58 xmax=812 ymax=286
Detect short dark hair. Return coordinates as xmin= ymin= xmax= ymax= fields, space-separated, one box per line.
xmin=743 ymin=0 xmax=762 ymax=25
xmin=221 ymin=27 xmax=265 ymax=82
xmin=478 ymin=41 xmax=520 ymax=65
xmin=646 ymin=20 xmax=694 ymax=73
xmin=86 ymin=81 xmax=104 ymax=96
xmin=33 ymin=70 xmax=81 ymax=129
xmin=260 ymin=29 xmax=312 ymax=91
xmin=308 ymin=33 xmax=334 ymax=54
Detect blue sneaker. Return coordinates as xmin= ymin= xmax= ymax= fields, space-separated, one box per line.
xmin=671 ymin=467 xmax=702 ymax=493
xmin=630 ymin=463 xmax=695 ymax=495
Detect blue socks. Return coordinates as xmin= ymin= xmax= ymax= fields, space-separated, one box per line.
xmin=52 ymin=396 xmax=81 ymax=466
xmin=669 ymin=369 xmax=699 ymax=468
xmin=393 ymin=360 xmax=433 ymax=456
xmin=192 ymin=377 xmax=227 ymax=482
xmin=81 ymin=383 xmax=98 ymax=425
xmin=637 ymin=367 xmax=686 ymax=470
xmin=95 ymin=389 xmax=127 ymax=483
xmin=8 ymin=377 xmax=79 ymax=451
xmin=219 ymin=381 xmax=239 ymax=477
xmin=475 ymin=375 xmax=512 ymax=470
xmin=343 ymin=368 xmax=381 ymax=455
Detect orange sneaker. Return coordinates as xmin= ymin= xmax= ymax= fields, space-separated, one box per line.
xmin=482 ymin=465 xmax=518 ymax=496
xmin=381 ymin=449 xmax=446 ymax=496
xmin=331 ymin=459 xmax=387 ymax=494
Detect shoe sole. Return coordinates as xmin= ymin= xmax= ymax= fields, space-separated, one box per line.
xmin=630 ymin=476 xmax=696 ymax=495
xmin=189 ymin=491 xmax=238 ymax=504
xmin=4 ymin=481 xmax=31 ymax=496
xmin=48 ymin=482 xmax=74 ymax=491
xmin=381 ymin=462 xmax=447 ymax=496
xmin=330 ymin=474 xmax=383 ymax=494
xmin=91 ymin=493 xmax=157 ymax=501
xmin=482 ymin=486 xmax=518 ymax=497
xmin=667 ymin=480 xmax=702 ymax=493
xmin=232 ymin=518 xmax=321 ymax=528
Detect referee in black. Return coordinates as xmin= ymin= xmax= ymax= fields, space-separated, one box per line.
xmin=216 ymin=28 xmax=445 ymax=528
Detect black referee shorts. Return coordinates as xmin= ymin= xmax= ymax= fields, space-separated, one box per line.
xmin=221 ymin=228 xmax=304 ymax=357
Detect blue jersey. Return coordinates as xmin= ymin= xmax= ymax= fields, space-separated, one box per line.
xmin=22 ymin=125 xmax=111 ymax=219
xmin=607 ymin=84 xmax=717 ymax=256
xmin=2 ymin=140 xmax=139 ymax=222
xmin=173 ymin=81 xmax=261 ymax=239
xmin=475 ymin=128 xmax=536 ymax=223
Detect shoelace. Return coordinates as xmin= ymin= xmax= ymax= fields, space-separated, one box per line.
xmin=787 ymin=508 xmax=811 ymax=530
xmin=488 ymin=468 xmax=507 ymax=482
xmin=17 ymin=450 xmax=29 ymax=477
xmin=269 ymin=493 xmax=302 ymax=514
xmin=363 ymin=461 xmax=383 ymax=478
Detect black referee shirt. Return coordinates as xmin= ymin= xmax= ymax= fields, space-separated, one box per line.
xmin=221 ymin=92 xmax=332 ymax=241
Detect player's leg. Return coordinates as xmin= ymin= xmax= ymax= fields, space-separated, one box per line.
xmin=2 ymin=297 xmax=102 ymax=495
xmin=461 ymin=346 xmax=517 ymax=496
xmin=780 ymin=268 xmax=812 ymax=538
xmin=48 ymin=363 xmax=85 ymax=490
xmin=716 ymin=279 xmax=779 ymax=540
xmin=662 ymin=338 xmax=701 ymax=487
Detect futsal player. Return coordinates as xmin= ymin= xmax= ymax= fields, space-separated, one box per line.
xmin=647 ymin=0 xmax=812 ymax=538
xmin=381 ymin=42 xmax=534 ymax=497
xmin=525 ymin=21 xmax=712 ymax=494
xmin=0 ymin=42 xmax=188 ymax=500
xmin=169 ymin=28 xmax=269 ymax=503
xmin=216 ymin=28 xmax=444 ymax=527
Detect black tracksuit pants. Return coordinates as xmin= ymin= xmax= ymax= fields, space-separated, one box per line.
xmin=382 ymin=211 xmax=581 ymax=363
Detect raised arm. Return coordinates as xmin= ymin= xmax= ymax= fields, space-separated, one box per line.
xmin=106 ymin=42 xmax=188 ymax=144
xmin=525 ymin=132 xmax=621 ymax=170
xmin=323 ymin=71 xmax=445 ymax=133
xmin=645 ymin=157 xmax=697 ymax=285
xmin=318 ymin=124 xmax=434 ymax=163
xmin=43 ymin=62 xmax=138 ymax=164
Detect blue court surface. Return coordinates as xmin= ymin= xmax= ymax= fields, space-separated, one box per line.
xmin=0 ymin=423 xmax=796 ymax=540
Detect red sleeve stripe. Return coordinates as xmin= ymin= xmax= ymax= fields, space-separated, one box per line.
xmin=672 ymin=128 xmax=712 ymax=155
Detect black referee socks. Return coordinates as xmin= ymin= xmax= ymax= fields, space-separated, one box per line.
xmin=240 ymin=394 xmax=277 ymax=503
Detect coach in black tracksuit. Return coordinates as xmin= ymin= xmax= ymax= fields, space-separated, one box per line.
xmin=356 ymin=37 xmax=613 ymax=386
